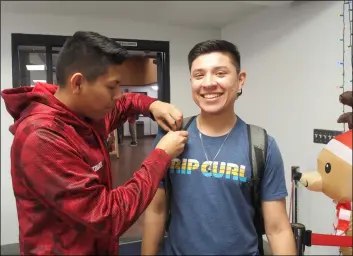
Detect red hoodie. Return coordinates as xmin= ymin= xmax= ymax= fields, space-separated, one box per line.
xmin=1 ymin=83 xmax=171 ymax=255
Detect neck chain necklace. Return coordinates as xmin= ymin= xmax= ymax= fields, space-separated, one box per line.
xmin=198 ymin=118 xmax=235 ymax=173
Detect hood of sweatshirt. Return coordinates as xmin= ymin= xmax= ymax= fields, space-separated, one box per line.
xmin=1 ymin=82 xmax=93 ymax=135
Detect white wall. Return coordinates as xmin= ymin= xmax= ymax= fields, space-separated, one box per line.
xmin=0 ymin=10 xmax=220 ymax=245
xmin=3 ymin=2 xmax=350 ymax=252
xmin=222 ymin=1 xmax=351 ymax=255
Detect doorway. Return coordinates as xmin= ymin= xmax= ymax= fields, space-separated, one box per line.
xmin=109 ymin=51 xmax=161 ymax=244
xmin=11 ymin=33 xmax=170 ymax=101
xmin=112 ymin=51 xmax=160 ymax=149
xmin=11 ymin=33 xmax=170 ymax=245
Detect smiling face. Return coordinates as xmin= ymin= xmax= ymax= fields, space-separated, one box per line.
xmin=190 ymin=52 xmax=246 ymax=115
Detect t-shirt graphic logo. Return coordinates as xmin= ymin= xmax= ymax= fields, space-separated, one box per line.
xmin=169 ymin=158 xmax=247 ymax=182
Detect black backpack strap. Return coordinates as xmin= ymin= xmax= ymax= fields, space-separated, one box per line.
xmin=247 ymin=124 xmax=268 ymax=256
xmin=180 ymin=116 xmax=196 ymax=131
xmin=165 ymin=116 xmax=196 ymax=232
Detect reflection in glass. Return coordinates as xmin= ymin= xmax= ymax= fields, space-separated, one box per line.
xmin=18 ymin=46 xmax=47 ymax=86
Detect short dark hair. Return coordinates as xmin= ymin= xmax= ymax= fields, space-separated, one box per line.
xmin=56 ymin=31 xmax=128 ymax=86
xmin=188 ymin=40 xmax=241 ymax=72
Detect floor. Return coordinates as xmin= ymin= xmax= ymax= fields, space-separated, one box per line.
xmin=1 ymin=136 xmax=273 ymax=255
xmin=112 ymin=136 xmax=156 ymax=242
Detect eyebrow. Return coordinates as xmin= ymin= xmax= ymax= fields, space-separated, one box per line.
xmin=106 ymin=80 xmax=120 ymax=86
xmin=192 ymin=66 xmax=229 ymax=73
xmin=214 ymin=66 xmax=229 ymax=70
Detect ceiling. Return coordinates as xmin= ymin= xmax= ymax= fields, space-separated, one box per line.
xmin=2 ymin=1 xmax=294 ymax=29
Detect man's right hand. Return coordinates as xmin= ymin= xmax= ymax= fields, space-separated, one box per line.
xmin=155 ymin=131 xmax=188 ymax=158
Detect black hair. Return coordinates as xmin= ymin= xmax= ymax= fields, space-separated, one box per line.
xmin=187 ymin=40 xmax=241 ymax=72
xmin=56 ymin=31 xmax=128 ymax=86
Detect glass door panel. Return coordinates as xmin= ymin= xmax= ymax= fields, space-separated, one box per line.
xmin=17 ymin=46 xmax=47 ymax=86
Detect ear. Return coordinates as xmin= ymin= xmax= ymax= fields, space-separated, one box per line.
xmin=339 ymin=91 xmax=353 ymax=107
xmin=337 ymin=112 xmax=353 ymax=129
xmin=69 ymin=73 xmax=84 ymax=95
xmin=238 ymin=70 xmax=247 ymax=91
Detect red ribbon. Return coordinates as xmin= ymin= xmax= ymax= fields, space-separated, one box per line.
xmin=311 ymin=233 xmax=352 ymax=247
xmin=336 ymin=202 xmax=352 ymax=212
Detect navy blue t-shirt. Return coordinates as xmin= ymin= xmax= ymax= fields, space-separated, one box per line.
xmin=153 ymin=116 xmax=288 ymax=255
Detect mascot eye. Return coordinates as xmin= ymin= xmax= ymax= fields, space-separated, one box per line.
xmin=325 ymin=163 xmax=331 ymax=174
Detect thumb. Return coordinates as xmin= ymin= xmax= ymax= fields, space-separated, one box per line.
xmin=177 ymin=130 xmax=188 ymax=137
xmin=158 ymin=121 xmax=172 ymax=133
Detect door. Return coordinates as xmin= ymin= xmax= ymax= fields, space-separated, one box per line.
xmin=156 ymin=52 xmax=164 ymax=101
xmin=16 ymin=46 xmax=47 ymax=87
xmin=13 ymin=45 xmax=61 ymax=87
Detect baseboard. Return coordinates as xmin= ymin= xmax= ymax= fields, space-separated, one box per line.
xmin=1 ymin=243 xmax=20 ymax=255
xmin=123 ymin=135 xmax=156 ymax=138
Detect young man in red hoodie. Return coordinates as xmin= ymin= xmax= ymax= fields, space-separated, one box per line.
xmin=1 ymin=31 xmax=188 ymax=255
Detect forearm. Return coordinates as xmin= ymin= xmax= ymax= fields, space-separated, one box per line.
xmin=23 ymin=128 xmax=171 ymax=241
xmin=267 ymin=228 xmax=297 ymax=255
xmin=110 ymin=149 xmax=171 ymax=237
xmin=106 ymin=93 xmax=157 ymax=132
xmin=119 ymin=93 xmax=157 ymax=116
xmin=141 ymin=211 xmax=167 ymax=255
xmin=28 ymin=149 xmax=171 ymax=240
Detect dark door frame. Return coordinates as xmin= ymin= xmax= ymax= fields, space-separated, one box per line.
xmin=11 ymin=33 xmax=171 ymax=103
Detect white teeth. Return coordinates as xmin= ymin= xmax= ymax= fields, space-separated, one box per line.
xmin=203 ymin=94 xmax=222 ymax=99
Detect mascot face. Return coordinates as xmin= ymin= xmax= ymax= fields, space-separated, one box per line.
xmin=317 ymin=131 xmax=352 ymax=202
xmin=297 ymin=129 xmax=352 ymax=203
xmin=292 ymin=91 xmax=352 ymax=255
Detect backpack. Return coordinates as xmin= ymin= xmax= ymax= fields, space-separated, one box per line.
xmin=164 ymin=116 xmax=268 ymax=256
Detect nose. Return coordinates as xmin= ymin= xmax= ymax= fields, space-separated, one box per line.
xmin=202 ymin=74 xmax=217 ymax=87
xmin=298 ymin=171 xmax=323 ymax=192
xmin=112 ymin=89 xmax=122 ymax=101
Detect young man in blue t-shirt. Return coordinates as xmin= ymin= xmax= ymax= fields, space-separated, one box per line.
xmin=141 ymin=40 xmax=296 ymax=255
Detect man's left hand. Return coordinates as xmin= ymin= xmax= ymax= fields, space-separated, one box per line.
xmin=149 ymin=101 xmax=183 ymax=132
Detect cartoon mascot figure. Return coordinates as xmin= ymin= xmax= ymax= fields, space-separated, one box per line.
xmin=294 ymin=91 xmax=352 ymax=255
